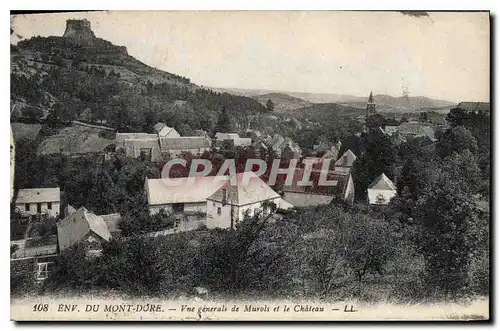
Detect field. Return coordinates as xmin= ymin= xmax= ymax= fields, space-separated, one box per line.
xmin=37 ymin=124 xmax=116 ymax=155
xmin=11 ymin=123 xmax=42 ymax=142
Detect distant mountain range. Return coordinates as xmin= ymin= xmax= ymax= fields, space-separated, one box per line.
xmin=211 ymin=87 xmax=457 ymax=114
xmin=251 ymin=93 xmax=313 ymax=113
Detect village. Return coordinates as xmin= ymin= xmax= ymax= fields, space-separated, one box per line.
xmin=10 ymin=94 xmax=486 ymax=283
xmin=9 ymin=16 xmax=490 ymax=305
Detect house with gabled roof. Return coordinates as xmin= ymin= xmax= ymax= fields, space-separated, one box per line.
xmin=215 ymin=132 xmax=252 ymax=148
xmin=397 ymin=121 xmax=436 ymax=141
xmin=334 ymin=149 xmax=357 ymax=173
xmin=15 ymin=187 xmax=61 ymax=217
xmin=206 ymin=173 xmax=281 ymax=229
xmin=116 ymin=132 xmax=162 ymax=161
xmin=145 ymin=173 xmax=284 ymax=232
xmin=278 ymin=168 xmax=354 ymax=207
xmin=57 ymin=207 xmax=111 ymax=251
xmin=159 ymin=136 xmax=212 ymax=157
xmin=154 ymin=122 xmax=181 ymax=138
xmin=367 ymin=173 xmax=397 ymax=205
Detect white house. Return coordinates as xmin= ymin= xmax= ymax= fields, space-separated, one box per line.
xmin=15 ymin=188 xmax=61 ymax=217
xmin=215 ymin=132 xmax=252 ymax=148
xmin=145 ymin=176 xmax=228 ymax=215
xmin=154 ymin=122 xmax=181 ymax=138
xmin=206 ymin=173 xmax=281 ymax=229
xmin=334 ymin=149 xmax=357 ymax=173
xmin=145 ymin=173 xmax=284 ymax=231
xmin=159 ymin=136 xmax=212 ymax=157
xmin=367 ymin=173 xmax=397 ymax=205
xmin=57 ymin=207 xmax=112 ymax=251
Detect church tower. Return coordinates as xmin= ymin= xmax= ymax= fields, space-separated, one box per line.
xmin=366 ymin=91 xmax=376 ymax=117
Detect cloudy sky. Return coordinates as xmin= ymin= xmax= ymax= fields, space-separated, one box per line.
xmin=11 ymin=11 xmax=489 ymax=102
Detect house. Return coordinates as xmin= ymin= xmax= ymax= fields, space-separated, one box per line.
xmin=279 ymin=168 xmax=355 ymax=207
xmin=383 ymin=125 xmax=398 ymax=136
xmin=115 ymin=133 xmax=162 ymax=161
xmin=206 ymin=173 xmax=281 ymax=229
xmin=57 ymin=207 xmax=112 ymax=251
xmin=269 ymin=134 xmax=302 ymax=159
xmin=15 ymin=188 xmax=61 ymax=217
xmin=321 ymin=145 xmax=341 ymax=162
xmin=215 ymin=132 xmax=252 ymax=148
xmin=397 ymin=121 xmax=436 ymax=141
xmin=367 ymin=173 xmax=397 ymax=205
xmin=154 ymin=122 xmax=181 ymax=138
xmin=145 ymin=173 xmax=284 ymax=231
xmin=145 ymin=176 xmax=228 ymax=215
xmin=159 ymin=136 xmax=212 ymax=157
xmin=334 ymin=149 xmax=357 ymax=173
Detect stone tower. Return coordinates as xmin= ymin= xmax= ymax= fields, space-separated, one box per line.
xmin=366 ymin=91 xmax=376 ymax=117
xmin=63 ymin=19 xmax=96 ymax=43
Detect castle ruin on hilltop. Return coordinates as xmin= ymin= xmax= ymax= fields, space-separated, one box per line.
xmin=63 ymin=19 xmax=96 ymax=42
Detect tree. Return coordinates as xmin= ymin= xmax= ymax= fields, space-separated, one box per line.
xmin=346 ymin=217 xmax=396 ymax=284
xmin=413 ymin=172 xmax=481 ymax=298
xmin=215 ymin=106 xmax=232 ymax=133
xmin=266 ymin=99 xmax=275 ymax=112
xmin=22 ymin=106 xmax=44 ymax=122
xmin=352 ymin=134 xmax=396 ymax=200
xmin=437 ymin=126 xmax=477 ymax=159
xmin=365 ymin=113 xmax=386 ymax=129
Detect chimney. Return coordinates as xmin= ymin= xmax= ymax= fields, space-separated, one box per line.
xmin=222 ymin=188 xmax=227 ymax=205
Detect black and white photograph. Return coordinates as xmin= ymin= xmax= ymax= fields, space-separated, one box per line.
xmin=9 ymin=10 xmax=490 ymax=321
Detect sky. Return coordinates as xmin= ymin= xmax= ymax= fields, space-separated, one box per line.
xmin=11 ymin=11 xmax=490 ymax=102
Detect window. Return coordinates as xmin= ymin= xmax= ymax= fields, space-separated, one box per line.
xmin=217 ymin=207 xmax=221 ymax=215
xmin=37 ymin=203 xmax=42 ymax=214
xmin=47 ymin=202 xmax=52 ymax=210
xmin=140 ymin=148 xmax=152 ymax=162
xmin=25 ymin=203 xmax=30 ymax=212
xmin=172 ymin=203 xmax=184 ymax=213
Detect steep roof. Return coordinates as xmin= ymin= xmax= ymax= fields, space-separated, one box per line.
xmin=101 ymin=213 xmax=122 ymax=236
xmin=455 ymin=102 xmax=490 ymax=112
xmin=16 ymin=187 xmax=60 ymax=204
xmin=57 ymin=207 xmax=111 ymax=251
xmin=146 ymin=176 xmax=228 ymax=205
xmin=334 ymin=149 xmax=357 ymax=167
xmin=368 ymin=173 xmax=397 ymax=191
xmin=159 ymin=137 xmax=211 ymax=152
xmin=208 ymin=173 xmax=280 ymax=206
xmin=368 ymin=91 xmax=374 ymax=103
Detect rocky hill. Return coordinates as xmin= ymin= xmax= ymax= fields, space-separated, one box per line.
xmin=10 ymin=19 xmax=267 ymax=135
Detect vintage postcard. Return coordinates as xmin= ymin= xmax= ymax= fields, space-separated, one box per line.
xmin=10 ymin=10 xmax=490 ymax=321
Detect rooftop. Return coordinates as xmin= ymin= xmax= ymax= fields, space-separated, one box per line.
xmin=15 ymin=187 xmax=60 ymax=204
xmin=159 ymin=136 xmax=211 ymax=152
xmin=57 ymin=207 xmax=111 ymax=251
xmin=368 ymin=173 xmax=397 ymax=191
